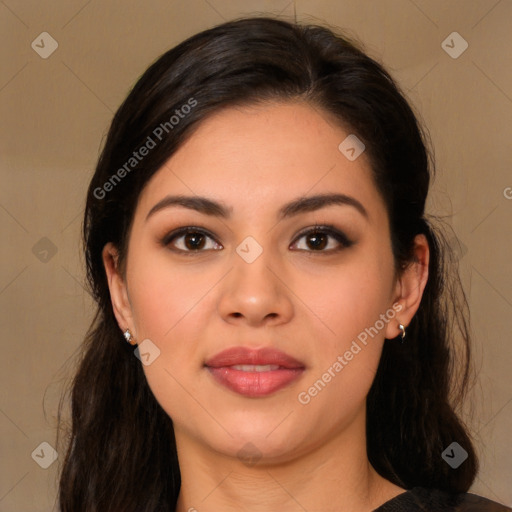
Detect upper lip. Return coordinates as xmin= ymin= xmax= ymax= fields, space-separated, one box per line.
xmin=205 ymin=346 xmax=305 ymax=369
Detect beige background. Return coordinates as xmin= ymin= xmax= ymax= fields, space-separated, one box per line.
xmin=1 ymin=0 xmax=511 ymax=510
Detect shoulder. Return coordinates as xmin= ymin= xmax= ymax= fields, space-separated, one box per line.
xmin=374 ymin=486 xmax=512 ymax=511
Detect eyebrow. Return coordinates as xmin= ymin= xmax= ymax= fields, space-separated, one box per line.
xmin=145 ymin=193 xmax=368 ymax=222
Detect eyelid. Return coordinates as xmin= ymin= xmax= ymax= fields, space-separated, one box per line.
xmin=161 ymin=224 xmax=354 ymax=255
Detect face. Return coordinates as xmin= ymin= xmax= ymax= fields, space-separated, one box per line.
xmin=105 ymin=101 xmax=409 ymax=464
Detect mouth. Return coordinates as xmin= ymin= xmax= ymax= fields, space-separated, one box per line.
xmin=204 ymin=346 xmax=305 ymax=398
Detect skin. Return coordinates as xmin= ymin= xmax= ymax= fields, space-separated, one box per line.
xmin=103 ymin=101 xmax=429 ymax=512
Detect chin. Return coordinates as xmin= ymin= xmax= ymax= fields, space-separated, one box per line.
xmin=202 ymin=419 xmax=309 ymax=465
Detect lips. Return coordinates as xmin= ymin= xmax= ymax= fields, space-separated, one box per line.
xmin=205 ymin=346 xmax=304 ymax=369
xmin=204 ymin=346 xmax=305 ymax=397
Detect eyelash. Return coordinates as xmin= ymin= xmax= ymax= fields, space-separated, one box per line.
xmin=160 ymin=224 xmax=354 ymax=256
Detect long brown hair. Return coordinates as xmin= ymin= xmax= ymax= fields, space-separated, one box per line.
xmin=56 ymin=16 xmax=477 ymax=511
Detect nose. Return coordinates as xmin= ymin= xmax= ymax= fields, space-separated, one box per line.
xmin=217 ymin=247 xmax=294 ymax=328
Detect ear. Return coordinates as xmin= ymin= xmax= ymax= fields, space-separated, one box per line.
xmin=102 ymin=242 xmax=136 ymax=337
xmin=385 ymin=234 xmax=430 ymax=340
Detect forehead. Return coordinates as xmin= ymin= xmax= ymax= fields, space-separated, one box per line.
xmin=136 ymin=101 xmax=387 ymax=224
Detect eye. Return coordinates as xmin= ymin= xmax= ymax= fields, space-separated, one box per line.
xmin=290 ymin=224 xmax=353 ymax=253
xmin=161 ymin=224 xmax=353 ymax=256
xmin=162 ymin=227 xmax=222 ymax=255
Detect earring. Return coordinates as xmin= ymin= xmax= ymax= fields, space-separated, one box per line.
xmin=123 ymin=329 xmax=137 ymax=346
xmin=398 ymin=323 xmax=406 ymax=343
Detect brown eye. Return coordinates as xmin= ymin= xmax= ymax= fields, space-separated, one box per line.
xmin=162 ymin=228 xmax=222 ymax=254
xmin=291 ymin=225 xmax=353 ymax=253
xmin=161 ymin=224 xmax=353 ymax=257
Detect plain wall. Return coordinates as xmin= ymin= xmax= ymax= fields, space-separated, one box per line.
xmin=1 ymin=0 xmax=511 ymax=510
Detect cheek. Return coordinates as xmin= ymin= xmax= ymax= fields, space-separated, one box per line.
xmin=296 ymin=266 xmax=390 ymax=417
xmin=127 ymin=253 xmax=214 ymax=340
xmin=297 ymin=255 xmax=394 ymax=408
xmin=128 ymin=262 xmax=210 ymax=419
xmin=129 ymin=274 xmax=172 ymax=339
xmin=308 ymin=256 xmax=393 ymax=344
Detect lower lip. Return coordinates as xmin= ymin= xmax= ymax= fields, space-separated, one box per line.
xmin=206 ymin=366 xmax=304 ymax=397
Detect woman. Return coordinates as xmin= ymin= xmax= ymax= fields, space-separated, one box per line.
xmin=56 ymin=16 xmax=511 ymax=512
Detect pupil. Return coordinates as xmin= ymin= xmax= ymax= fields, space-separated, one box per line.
xmin=185 ymin=233 xmax=204 ymax=250
xmin=182 ymin=232 xmax=329 ymax=251
xmin=309 ymin=232 xmax=327 ymax=250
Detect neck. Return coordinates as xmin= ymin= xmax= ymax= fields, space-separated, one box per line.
xmin=174 ymin=412 xmax=404 ymax=512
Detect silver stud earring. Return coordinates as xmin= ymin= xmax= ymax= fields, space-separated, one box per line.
xmin=123 ymin=329 xmax=136 ymax=346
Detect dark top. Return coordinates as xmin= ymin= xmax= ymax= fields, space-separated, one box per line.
xmin=374 ymin=487 xmax=512 ymax=511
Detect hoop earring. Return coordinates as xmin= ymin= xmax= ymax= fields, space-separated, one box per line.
xmin=398 ymin=323 xmax=406 ymax=343
xmin=123 ymin=329 xmax=137 ymax=346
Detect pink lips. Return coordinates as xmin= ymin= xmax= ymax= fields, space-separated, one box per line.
xmin=204 ymin=346 xmax=305 ymax=398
